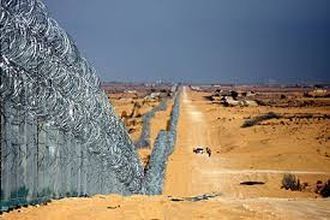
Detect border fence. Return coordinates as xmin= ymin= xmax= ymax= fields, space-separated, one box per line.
xmin=135 ymin=99 xmax=168 ymax=148
xmin=143 ymin=92 xmax=181 ymax=194
xmin=0 ymin=0 xmax=180 ymax=211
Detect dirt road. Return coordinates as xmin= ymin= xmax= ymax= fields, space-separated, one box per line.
xmin=164 ymin=86 xmax=330 ymax=218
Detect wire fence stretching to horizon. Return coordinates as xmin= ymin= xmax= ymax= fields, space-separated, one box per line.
xmin=0 ymin=0 xmax=180 ymax=211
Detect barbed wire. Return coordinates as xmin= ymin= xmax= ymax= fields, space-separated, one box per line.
xmin=0 ymin=0 xmax=181 ymax=211
xmin=143 ymin=90 xmax=181 ymax=194
xmin=0 ymin=0 xmax=144 ymax=201
xmin=135 ymin=99 xmax=168 ymax=148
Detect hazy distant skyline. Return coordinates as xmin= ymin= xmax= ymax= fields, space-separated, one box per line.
xmin=45 ymin=0 xmax=330 ymax=83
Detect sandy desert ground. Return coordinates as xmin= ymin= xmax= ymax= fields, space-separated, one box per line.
xmin=2 ymin=86 xmax=330 ymax=220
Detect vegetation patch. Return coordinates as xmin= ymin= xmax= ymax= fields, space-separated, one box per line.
xmin=315 ymin=180 xmax=330 ymax=198
xmin=241 ymin=112 xmax=281 ymax=128
xmin=281 ymin=174 xmax=302 ymax=191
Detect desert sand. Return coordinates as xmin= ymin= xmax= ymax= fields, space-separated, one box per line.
xmin=2 ymin=86 xmax=330 ymax=219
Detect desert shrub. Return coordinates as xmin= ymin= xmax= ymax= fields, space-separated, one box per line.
xmin=241 ymin=112 xmax=281 ymax=128
xmin=315 ymin=180 xmax=330 ymax=198
xmin=230 ymin=90 xmax=239 ymax=100
xmin=281 ymin=173 xmax=301 ymax=191
xmin=320 ymin=180 xmax=330 ymax=197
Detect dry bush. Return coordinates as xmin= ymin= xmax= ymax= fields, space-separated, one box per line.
xmin=320 ymin=180 xmax=330 ymax=197
xmin=315 ymin=180 xmax=330 ymax=198
xmin=241 ymin=112 xmax=281 ymax=128
xmin=281 ymin=173 xmax=302 ymax=191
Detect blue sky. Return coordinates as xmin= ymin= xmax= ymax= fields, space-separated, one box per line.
xmin=45 ymin=0 xmax=330 ymax=83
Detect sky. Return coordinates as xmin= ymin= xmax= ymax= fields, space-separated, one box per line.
xmin=44 ymin=0 xmax=330 ymax=84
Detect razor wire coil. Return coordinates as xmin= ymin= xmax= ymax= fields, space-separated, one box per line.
xmin=0 ymin=0 xmax=181 ymax=211
xmin=0 ymin=0 xmax=145 ymax=204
